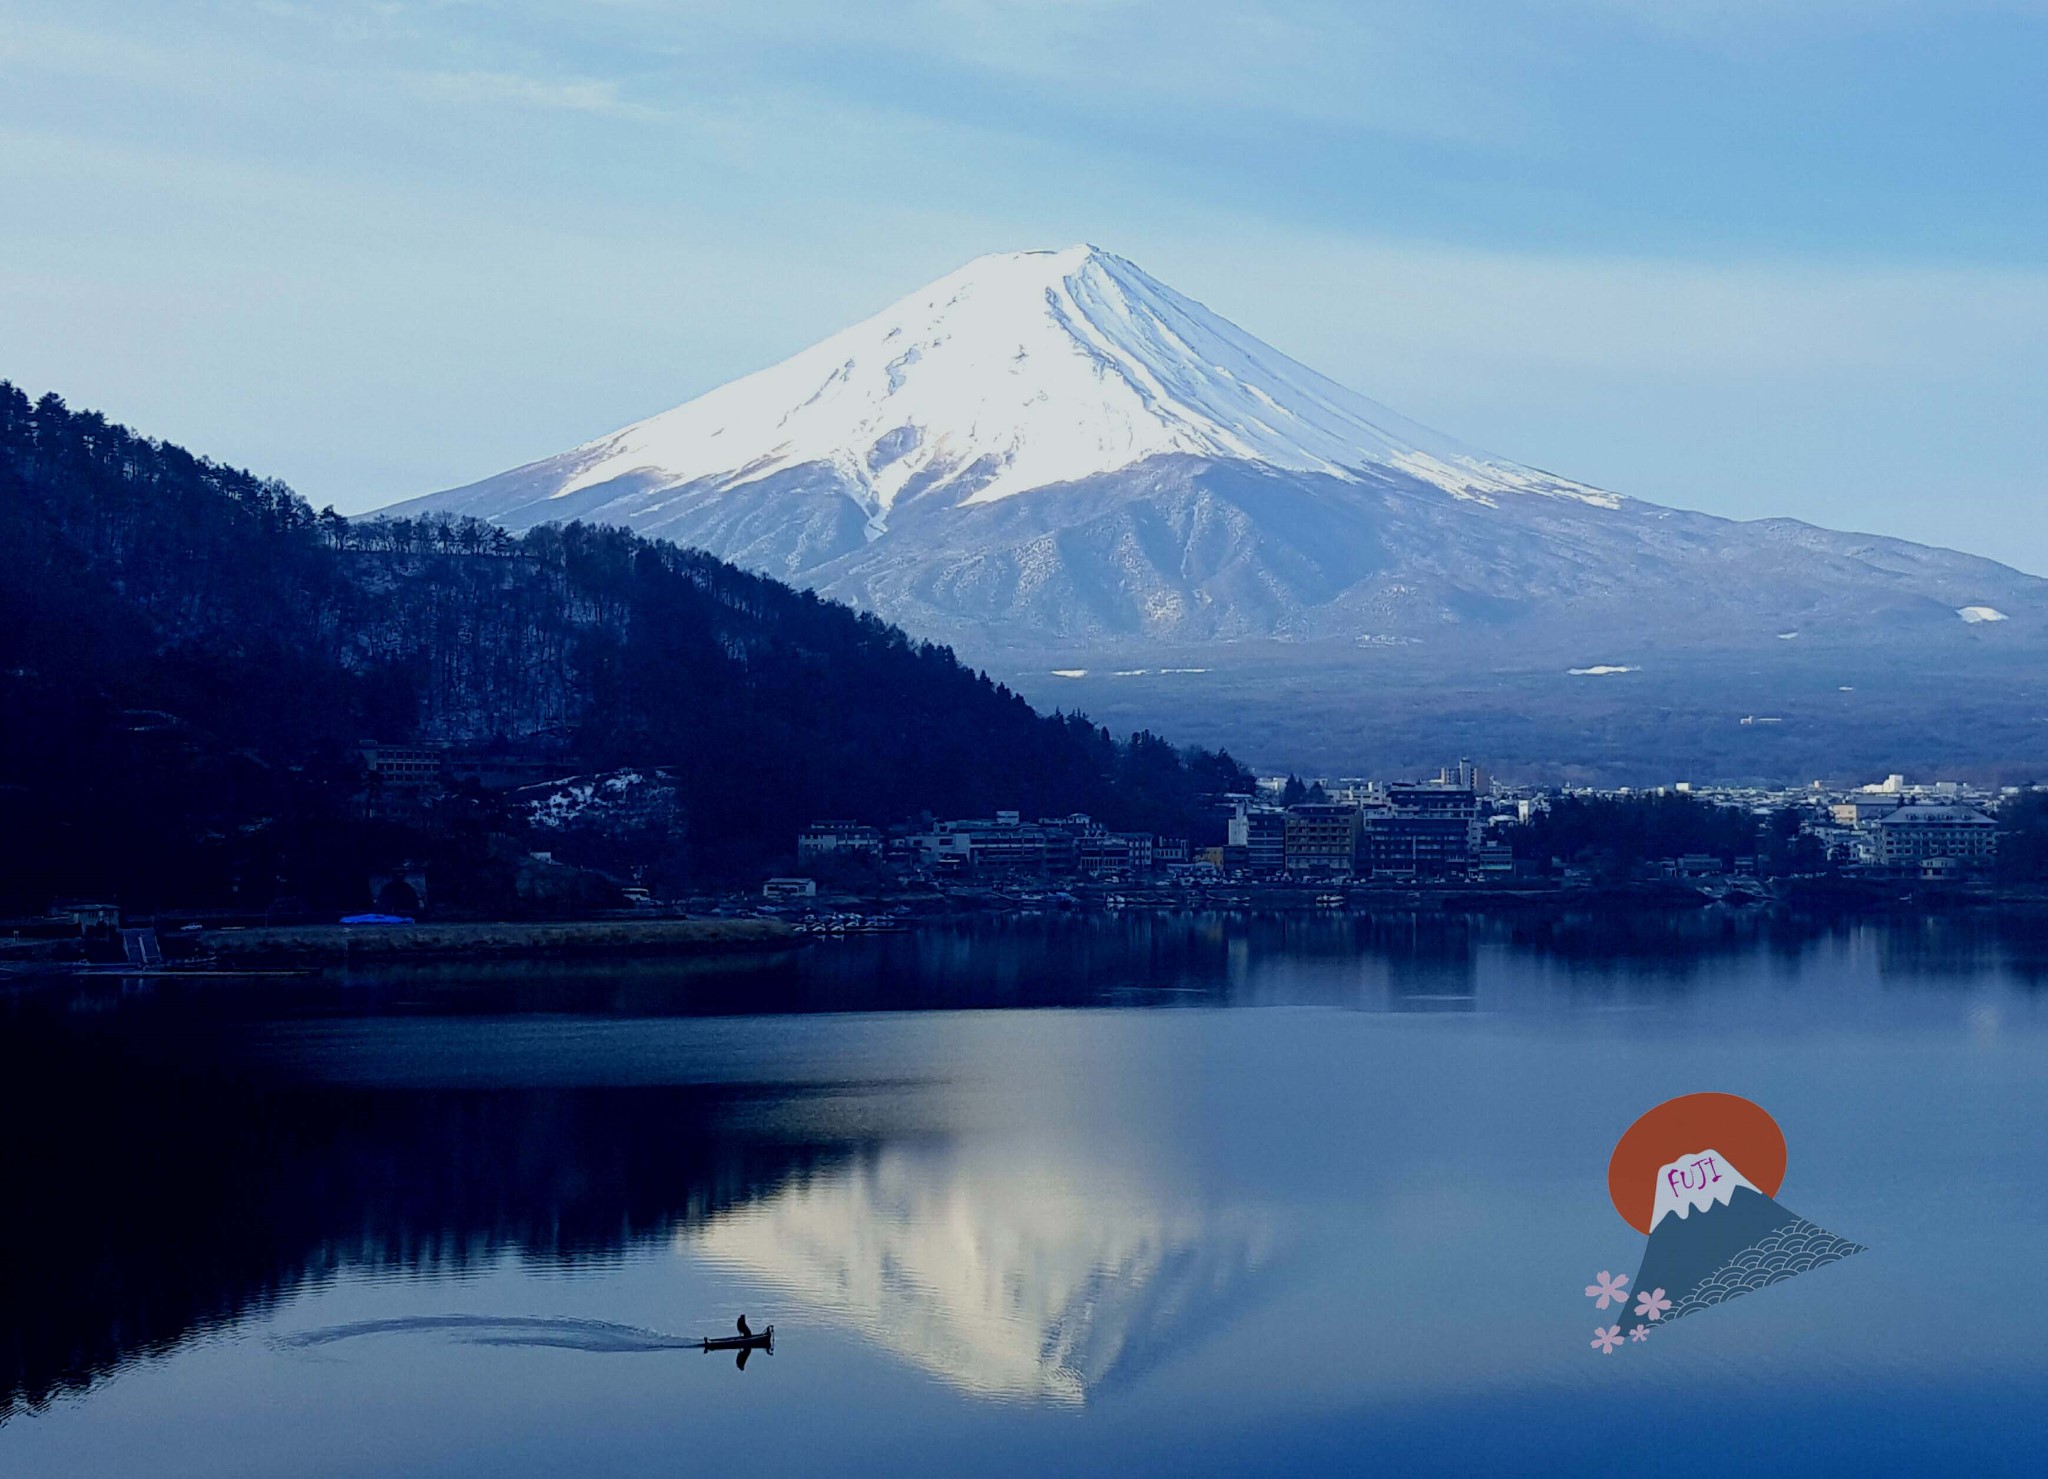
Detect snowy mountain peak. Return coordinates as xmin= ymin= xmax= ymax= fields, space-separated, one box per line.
xmin=384 ymin=244 xmax=2044 ymax=663
xmin=1650 ymin=1148 xmax=1762 ymax=1228
xmin=458 ymin=244 xmax=1619 ymax=532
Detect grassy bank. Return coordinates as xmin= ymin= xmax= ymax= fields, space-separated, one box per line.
xmin=202 ymin=917 xmax=801 ymax=965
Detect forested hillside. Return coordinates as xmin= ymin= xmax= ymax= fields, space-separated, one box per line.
xmin=0 ymin=384 xmax=1250 ymax=913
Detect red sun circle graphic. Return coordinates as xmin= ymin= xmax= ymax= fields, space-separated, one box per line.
xmin=1608 ymin=1092 xmax=1787 ymax=1234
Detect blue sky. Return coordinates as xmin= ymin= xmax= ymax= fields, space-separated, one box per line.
xmin=3 ymin=1 xmax=2045 ymax=567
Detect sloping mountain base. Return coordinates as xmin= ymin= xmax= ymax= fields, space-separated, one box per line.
xmin=987 ymin=635 xmax=2048 ymax=783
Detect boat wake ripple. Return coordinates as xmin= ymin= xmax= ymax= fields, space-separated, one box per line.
xmin=273 ymin=1315 xmax=704 ymax=1355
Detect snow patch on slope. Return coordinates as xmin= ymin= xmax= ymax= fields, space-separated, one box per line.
xmin=1958 ymin=605 xmax=2008 ymax=624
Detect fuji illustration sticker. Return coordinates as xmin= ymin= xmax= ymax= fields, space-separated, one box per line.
xmin=1582 ymin=1093 xmax=1864 ymax=1354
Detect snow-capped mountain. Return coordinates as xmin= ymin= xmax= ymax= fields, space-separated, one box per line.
xmin=387 ymin=244 xmax=2041 ymax=653
xmin=398 ymin=245 xmax=1616 ymax=540
xmin=385 ymin=245 xmax=2048 ymax=775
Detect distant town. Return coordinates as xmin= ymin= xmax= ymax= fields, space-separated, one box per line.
xmin=765 ymin=762 xmax=2023 ymax=913
xmin=351 ymin=744 xmax=2028 ymax=909
xmin=14 ymin=743 xmax=2043 ymax=973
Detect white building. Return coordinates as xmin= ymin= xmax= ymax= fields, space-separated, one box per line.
xmin=1870 ymin=804 xmax=1997 ymax=872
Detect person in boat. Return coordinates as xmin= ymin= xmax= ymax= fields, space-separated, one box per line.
xmin=736 ymin=1315 xmax=753 ymax=1338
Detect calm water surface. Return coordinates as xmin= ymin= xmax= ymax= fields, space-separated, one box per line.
xmin=6 ymin=911 xmax=2048 ymax=1476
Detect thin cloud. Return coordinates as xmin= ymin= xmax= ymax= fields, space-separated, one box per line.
xmin=407 ymin=68 xmax=661 ymax=119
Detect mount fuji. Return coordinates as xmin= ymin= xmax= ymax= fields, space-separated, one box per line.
xmin=386 ymin=246 xmax=2048 ymax=775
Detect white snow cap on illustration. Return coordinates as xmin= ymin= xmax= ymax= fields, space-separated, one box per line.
xmin=1649 ymin=1147 xmax=1760 ymax=1228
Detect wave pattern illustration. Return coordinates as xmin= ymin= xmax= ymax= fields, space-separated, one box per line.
xmin=1664 ymin=1219 xmax=1867 ymax=1325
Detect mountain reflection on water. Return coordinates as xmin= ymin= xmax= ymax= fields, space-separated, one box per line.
xmin=10 ymin=908 xmax=2048 ymax=1473
xmin=689 ymin=1143 xmax=1279 ymax=1404
xmin=0 ymin=1010 xmax=1280 ymax=1417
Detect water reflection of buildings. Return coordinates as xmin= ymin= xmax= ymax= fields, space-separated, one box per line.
xmin=686 ymin=1146 xmax=1279 ymax=1405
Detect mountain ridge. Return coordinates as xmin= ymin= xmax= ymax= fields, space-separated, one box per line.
xmin=387 ymin=245 xmax=2042 ymax=651
xmin=382 ymin=248 xmax=2048 ymax=777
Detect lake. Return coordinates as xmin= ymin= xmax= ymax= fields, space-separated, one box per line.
xmin=6 ymin=910 xmax=2048 ymax=1476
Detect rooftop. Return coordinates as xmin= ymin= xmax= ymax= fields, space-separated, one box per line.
xmin=1873 ymin=805 xmax=1995 ymax=826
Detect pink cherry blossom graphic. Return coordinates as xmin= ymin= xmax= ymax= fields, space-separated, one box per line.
xmin=1634 ymin=1287 xmax=1672 ymax=1321
xmin=1628 ymin=1325 xmax=1651 ymax=1343
xmin=1590 ymin=1324 xmax=1624 ymax=1354
xmin=1585 ymin=1270 xmax=1631 ymax=1309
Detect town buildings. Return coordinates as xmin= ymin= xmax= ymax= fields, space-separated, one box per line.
xmin=854 ymin=767 xmax=1493 ymax=885
xmin=1829 ymin=796 xmax=1905 ymax=828
xmin=789 ymin=768 xmax=2018 ymax=892
xmin=898 ymin=812 xmax=1164 ymax=877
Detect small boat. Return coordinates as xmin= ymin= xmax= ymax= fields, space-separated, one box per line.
xmin=701 ymin=1327 xmax=772 ymax=1351
xmin=701 ymin=1315 xmax=773 ymax=1352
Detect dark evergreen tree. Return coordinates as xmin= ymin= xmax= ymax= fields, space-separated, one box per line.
xmin=1508 ymin=793 xmax=1763 ymax=878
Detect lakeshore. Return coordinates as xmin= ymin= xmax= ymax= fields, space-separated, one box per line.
xmin=9 ymin=909 xmax=2048 ymax=1476
xmin=196 ymin=917 xmax=801 ymax=965
xmin=13 ymin=876 xmax=2048 ymax=985
xmin=0 ymin=917 xmax=801 ymax=977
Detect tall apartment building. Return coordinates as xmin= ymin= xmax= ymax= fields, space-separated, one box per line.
xmin=1225 ymin=797 xmax=1290 ymax=874
xmin=1284 ymin=803 xmax=1361 ymax=874
xmin=1246 ymin=810 xmax=1288 ymax=873
xmin=1362 ymin=783 xmax=1481 ymax=876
